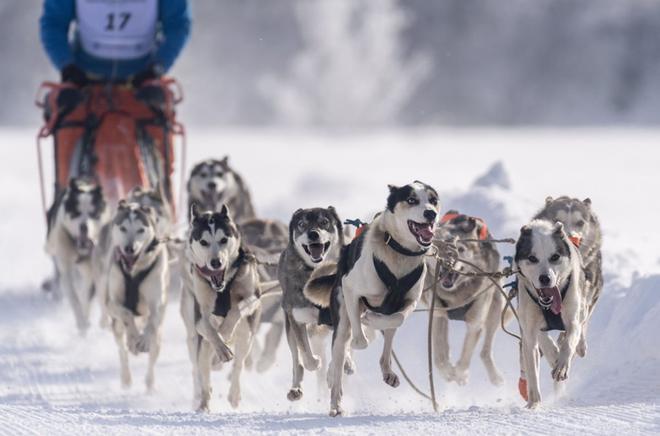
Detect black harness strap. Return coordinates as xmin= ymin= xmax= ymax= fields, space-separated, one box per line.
xmin=212 ymin=248 xmax=248 ymax=317
xmin=120 ymin=257 xmax=159 ymax=316
xmin=362 ymin=257 xmax=424 ymax=315
xmin=316 ymin=305 xmax=333 ymax=327
xmin=524 ymin=277 xmax=571 ymax=332
xmin=384 ymin=232 xmax=428 ymax=257
xmin=447 ymin=301 xmax=475 ymax=321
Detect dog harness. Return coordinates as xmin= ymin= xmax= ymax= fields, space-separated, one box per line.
xmin=524 ymin=277 xmax=571 ymax=331
xmin=383 ymin=232 xmax=429 ymax=257
xmin=434 ymin=297 xmax=476 ymax=321
xmin=116 ymin=238 xmax=160 ymax=316
xmin=362 ymin=258 xmax=425 ymax=315
xmin=211 ymin=248 xmax=248 ymax=318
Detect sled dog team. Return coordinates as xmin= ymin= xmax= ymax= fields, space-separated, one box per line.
xmin=46 ymin=157 xmax=603 ymax=415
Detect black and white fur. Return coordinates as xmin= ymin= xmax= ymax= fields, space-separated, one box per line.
xmin=306 ymin=181 xmax=441 ymax=416
xmin=45 ymin=178 xmax=108 ymax=334
xmin=515 ymin=220 xmax=589 ymax=409
xmin=424 ymin=212 xmax=508 ymax=386
xmin=278 ymin=207 xmax=351 ymax=402
xmin=180 ymin=204 xmax=261 ymax=411
xmin=535 ymin=196 xmax=602 ymax=357
xmin=187 ymin=157 xmax=256 ymax=224
xmin=102 ymin=200 xmax=169 ymax=391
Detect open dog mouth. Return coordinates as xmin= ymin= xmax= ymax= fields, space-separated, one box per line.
xmin=441 ymin=271 xmax=459 ymax=289
xmin=536 ymin=286 xmax=563 ymax=315
xmin=197 ymin=265 xmax=226 ymax=291
xmin=76 ymin=237 xmax=94 ymax=257
xmin=303 ymin=241 xmax=331 ymax=263
xmin=408 ymin=220 xmax=435 ymax=246
xmin=117 ymin=250 xmax=138 ymax=272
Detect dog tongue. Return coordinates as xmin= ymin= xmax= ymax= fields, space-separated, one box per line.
xmin=539 ymin=287 xmax=562 ymax=315
xmin=418 ymin=223 xmax=434 ymax=241
xmin=308 ymin=243 xmax=324 ymax=260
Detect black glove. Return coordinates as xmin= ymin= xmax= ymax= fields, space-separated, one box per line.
xmin=132 ymin=64 xmax=163 ymax=88
xmin=61 ymin=64 xmax=89 ymax=87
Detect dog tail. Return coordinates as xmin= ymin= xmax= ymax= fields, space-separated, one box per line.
xmin=303 ymin=262 xmax=338 ymax=308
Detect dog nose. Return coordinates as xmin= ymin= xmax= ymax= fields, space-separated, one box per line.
xmin=539 ymin=274 xmax=551 ymax=286
xmin=124 ymin=245 xmax=134 ymax=255
xmin=80 ymin=222 xmax=88 ymax=236
xmin=423 ymin=210 xmax=437 ymax=222
xmin=207 ymin=181 xmax=217 ymax=190
xmin=307 ymin=230 xmax=320 ymax=242
xmin=210 ymin=258 xmax=222 ymax=270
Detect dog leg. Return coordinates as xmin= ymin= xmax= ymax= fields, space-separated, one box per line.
xmin=344 ymin=348 xmax=356 ymax=375
xmin=196 ymin=340 xmax=213 ymax=412
xmin=186 ymin=333 xmax=202 ymax=405
xmin=106 ymin=300 xmax=141 ymax=354
xmin=62 ymin=267 xmax=90 ymax=335
xmin=379 ymin=329 xmax=400 ymax=388
xmin=136 ymin=300 xmax=166 ymax=354
xmin=111 ymin=319 xmax=131 ymax=389
xmin=196 ymin=315 xmax=234 ymax=363
xmin=433 ymin=315 xmax=455 ymax=382
xmin=343 ymin=285 xmax=368 ymax=350
xmin=218 ymin=305 xmax=243 ymax=342
xmin=328 ymin=297 xmax=350 ymax=417
xmin=145 ymin=330 xmax=162 ymax=393
xmin=256 ymin=320 xmax=284 ymax=373
xmin=552 ymin=322 xmax=581 ymax=382
xmin=453 ymin=323 xmax=483 ymax=386
xmin=522 ymin=331 xmax=542 ymax=408
xmin=362 ymin=297 xmax=417 ymax=331
xmin=290 ymin=319 xmax=321 ymax=371
xmin=228 ymin=321 xmax=252 ymax=408
xmin=537 ymin=332 xmax=559 ymax=368
xmin=284 ymin=313 xmax=305 ymax=401
xmin=577 ymin=321 xmax=589 ymax=358
xmin=480 ymin=309 xmax=504 ymax=386
xmin=310 ymin=328 xmax=328 ymax=393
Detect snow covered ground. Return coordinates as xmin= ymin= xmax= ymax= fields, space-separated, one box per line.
xmin=0 ymin=128 xmax=658 ymax=434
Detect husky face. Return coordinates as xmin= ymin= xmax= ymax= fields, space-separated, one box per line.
xmin=188 ymin=204 xmax=240 ymax=291
xmin=289 ymin=207 xmax=343 ymax=268
xmin=538 ymin=196 xmax=597 ymax=250
xmin=515 ymin=220 xmax=573 ymax=292
xmin=111 ymin=201 xmax=157 ymax=273
xmin=385 ymin=181 xmax=440 ymax=247
xmin=435 ymin=212 xmax=487 ymax=290
xmin=187 ymin=158 xmax=239 ymax=212
xmin=128 ymin=186 xmax=171 ymax=237
xmin=61 ymin=178 xmax=107 ymax=257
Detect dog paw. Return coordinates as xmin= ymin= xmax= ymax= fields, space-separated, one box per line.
xmin=362 ymin=311 xmax=404 ymax=330
xmin=487 ymin=370 xmax=504 ymax=386
xmin=351 ymin=335 xmax=368 ymax=350
xmin=436 ymin=362 xmax=456 ymax=382
xmin=303 ymin=354 xmax=321 ymax=371
xmin=120 ymin=370 xmax=132 ymax=389
xmin=344 ymin=357 xmax=356 ymax=375
xmin=196 ymin=402 xmax=210 ymax=413
xmin=214 ymin=345 xmax=234 ymax=363
xmin=453 ymin=367 xmax=469 ymax=386
xmin=329 ymin=406 xmax=344 ymax=417
xmin=127 ymin=333 xmax=141 ymax=355
xmin=526 ymin=400 xmax=541 ymax=410
xmin=135 ymin=334 xmax=151 ymax=353
xmin=228 ymin=387 xmax=241 ymax=409
xmin=576 ymin=338 xmax=588 ymax=358
xmin=287 ymin=388 xmax=303 ymax=401
xmin=552 ymin=358 xmax=570 ymax=381
xmin=382 ymin=371 xmax=400 ymax=388
xmin=145 ymin=372 xmax=154 ymax=393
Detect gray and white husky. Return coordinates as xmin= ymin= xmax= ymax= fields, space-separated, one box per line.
xmin=187 ymin=157 xmax=256 ymax=224
xmin=534 ymin=196 xmax=602 ymax=357
xmin=180 ymin=204 xmax=261 ymax=411
xmin=279 ymin=207 xmax=351 ymax=402
xmin=424 ymin=211 xmax=508 ymax=387
xmin=127 ymin=185 xmax=174 ymax=239
xmin=101 ymin=200 xmax=169 ymax=391
xmin=45 ymin=178 xmax=109 ymax=334
xmin=305 ymin=181 xmax=441 ymax=416
xmin=515 ymin=219 xmax=590 ymax=409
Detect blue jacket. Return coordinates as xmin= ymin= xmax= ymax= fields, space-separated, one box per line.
xmin=40 ymin=0 xmax=191 ymax=79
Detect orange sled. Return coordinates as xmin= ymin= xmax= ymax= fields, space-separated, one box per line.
xmin=35 ymin=78 xmax=187 ymax=217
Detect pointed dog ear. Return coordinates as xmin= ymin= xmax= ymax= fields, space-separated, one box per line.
xmin=118 ymin=199 xmax=128 ymax=209
xmin=387 ymin=184 xmax=399 ymax=194
xmin=219 ymin=203 xmax=229 ymax=217
xmin=520 ymin=224 xmax=532 ymax=235
xmin=220 ymin=155 xmax=229 ymax=166
xmin=69 ymin=178 xmax=79 ymax=191
xmin=327 ymin=206 xmax=344 ymax=243
xmin=545 ymin=196 xmax=554 ymax=205
xmin=583 ymin=198 xmax=592 ymax=208
xmin=190 ymin=202 xmax=201 ymax=222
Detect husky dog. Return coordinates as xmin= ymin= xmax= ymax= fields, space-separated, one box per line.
xmin=279 ymin=207 xmax=350 ymax=401
xmin=515 ymin=220 xmax=589 ymax=408
xmin=45 ymin=178 xmax=108 ymax=334
xmin=306 ymin=181 xmax=440 ymax=416
xmin=187 ymin=157 xmax=256 ymax=223
xmin=535 ymin=196 xmax=602 ymax=357
xmin=127 ymin=186 xmax=174 ymax=239
xmin=240 ymin=218 xmax=289 ymax=373
xmin=180 ymin=204 xmax=261 ymax=411
xmin=423 ymin=211 xmax=507 ymax=386
xmin=101 ymin=200 xmax=169 ymax=391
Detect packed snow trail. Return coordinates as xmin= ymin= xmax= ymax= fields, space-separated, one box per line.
xmin=0 ymin=129 xmax=658 ymax=434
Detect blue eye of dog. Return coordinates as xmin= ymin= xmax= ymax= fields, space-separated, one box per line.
xmin=200 ymin=240 xmax=209 ymax=247
xmin=550 ymin=253 xmax=560 ymax=262
xmin=407 ymin=197 xmax=418 ymax=205
xmin=528 ymin=255 xmax=539 ymax=263
xmin=220 ymin=237 xmax=228 ymax=244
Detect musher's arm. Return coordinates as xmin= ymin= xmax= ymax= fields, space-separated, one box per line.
xmin=39 ymin=0 xmax=75 ymax=71
xmin=155 ymin=0 xmax=192 ymax=72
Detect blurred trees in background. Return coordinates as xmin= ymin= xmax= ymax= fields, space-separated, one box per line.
xmin=2 ymin=0 xmax=660 ymax=127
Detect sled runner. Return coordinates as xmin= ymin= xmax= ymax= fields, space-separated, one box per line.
xmin=35 ymin=78 xmax=187 ymax=217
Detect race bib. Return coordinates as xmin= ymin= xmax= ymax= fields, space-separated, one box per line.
xmin=76 ymin=0 xmax=158 ymax=60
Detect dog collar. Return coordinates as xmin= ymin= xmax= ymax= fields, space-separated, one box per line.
xmin=383 ymin=232 xmax=428 ymax=257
